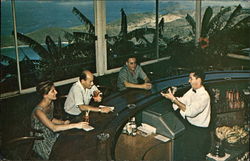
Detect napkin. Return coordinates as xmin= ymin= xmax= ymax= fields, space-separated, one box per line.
xmin=99 ymin=105 xmax=115 ymax=112
xmin=82 ymin=125 xmax=94 ymax=131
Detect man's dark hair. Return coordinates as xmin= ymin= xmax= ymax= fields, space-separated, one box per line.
xmin=192 ymin=70 xmax=206 ymax=82
xmin=79 ymin=70 xmax=88 ymax=81
xmin=126 ymin=56 xmax=136 ymax=62
xmin=36 ymin=80 xmax=54 ymax=96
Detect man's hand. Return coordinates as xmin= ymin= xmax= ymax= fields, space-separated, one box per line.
xmin=161 ymin=88 xmax=175 ymax=101
xmin=143 ymin=83 xmax=152 ymax=90
xmin=100 ymin=106 xmax=112 ymax=113
xmin=92 ymin=90 xmax=102 ymax=102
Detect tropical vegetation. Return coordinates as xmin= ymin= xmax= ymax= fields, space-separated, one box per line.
xmin=168 ymin=4 xmax=250 ymax=69
xmin=1 ymin=4 xmax=249 ymax=93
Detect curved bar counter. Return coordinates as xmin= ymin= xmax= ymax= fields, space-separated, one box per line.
xmin=49 ymin=70 xmax=250 ymax=160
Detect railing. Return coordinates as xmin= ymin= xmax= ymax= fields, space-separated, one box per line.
xmin=1 ymin=58 xmax=249 ymax=99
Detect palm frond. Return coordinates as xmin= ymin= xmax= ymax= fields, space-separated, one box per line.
xmin=106 ymin=35 xmax=119 ymax=43
xmin=159 ymin=18 xmax=164 ymax=36
xmin=72 ymin=7 xmax=95 ymax=33
xmin=14 ymin=32 xmax=49 ymax=59
xmin=201 ymin=7 xmax=213 ymax=37
xmin=224 ymin=4 xmax=242 ymax=29
xmin=127 ymin=28 xmax=155 ymax=40
xmin=73 ymin=32 xmax=96 ymax=42
xmin=64 ymin=31 xmax=74 ymax=43
xmin=45 ymin=36 xmax=58 ymax=56
xmin=201 ymin=6 xmax=213 ymax=37
xmin=185 ymin=14 xmax=196 ymax=35
xmin=57 ymin=36 xmax=63 ymax=59
xmin=232 ymin=16 xmax=250 ymax=29
xmin=119 ymin=8 xmax=128 ymax=37
xmin=0 ymin=54 xmax=16 ymax=64
xmin=208 ymin=6 xmax=231 ymax=36
xmin=58 ymin=36 xmax=62 ymax=50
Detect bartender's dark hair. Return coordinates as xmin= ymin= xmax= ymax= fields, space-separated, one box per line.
xmin=192 ymin=70 xmax=206 ymax=83
xmin=36 ymin=81 xmax=54 ymax=96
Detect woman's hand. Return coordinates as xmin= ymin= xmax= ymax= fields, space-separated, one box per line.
xmin=64 ymin=120 xmax=70 ymax=124
xmin=75 ymin=122 xmax=89 ymax=129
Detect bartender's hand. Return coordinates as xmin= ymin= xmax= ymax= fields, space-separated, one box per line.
xmin=92 ymin=90 xmax=102 ymax=102
xmin=100 ymin=106 xmax=112 ymax=113
xmin=142 ymin=83 xmax=152 ymax=90
xmin=161 ymin=88 xmax=175 ymax=101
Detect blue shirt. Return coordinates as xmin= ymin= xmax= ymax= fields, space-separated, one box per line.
xmin=117 ymin=65 xmax=147 ymax=91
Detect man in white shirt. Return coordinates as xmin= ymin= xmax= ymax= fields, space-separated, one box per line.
xmin=161 ymin=70 xmax=211 ymax=161
xmin=64 ymin=70 xmax=112 ymax=117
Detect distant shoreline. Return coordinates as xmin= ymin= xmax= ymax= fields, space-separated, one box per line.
xmin=1 ymin=42 xmax=69 ymax=49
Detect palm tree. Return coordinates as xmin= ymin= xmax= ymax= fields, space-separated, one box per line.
xmin=106 ymin=8 xmax=165 ymax=67
xmin=70 ymin=7 xmax=166 ymax=68
xmin=14 ymin=32 xmax=93 ymax=81
xmin=185 ymin=5 xmax=250 ymax=56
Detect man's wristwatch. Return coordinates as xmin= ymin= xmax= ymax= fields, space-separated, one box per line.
xmin=98 ymin=108 xmax=101 ymax=112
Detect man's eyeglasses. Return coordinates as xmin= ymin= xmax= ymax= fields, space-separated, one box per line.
xmin=129 ymin=62 xmax=136 ymax=65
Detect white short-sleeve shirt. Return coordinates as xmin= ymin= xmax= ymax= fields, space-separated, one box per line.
xmin=64 ymin=80 xmax=98 ymax=115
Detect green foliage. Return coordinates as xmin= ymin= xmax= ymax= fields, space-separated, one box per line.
xmin=201 ymin=7 xmax=213 ymax=37
xmin=207 ymin=6 xmax=231 ymax=36
xmin=185 ymin=4 xmax=250 ymax=57
xmin=72 ymin=7 xmax=94 ymax=34
xmin=185 ymin=14 xmax=196 ymax=36
xmin=224 ymin=5 xmax=242 ymax=30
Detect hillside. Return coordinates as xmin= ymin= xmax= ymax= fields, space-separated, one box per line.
xmin=1 ymin=11 xmax=192 ymax=48
xmin=1 ymin=5 xmax=246 ymax=48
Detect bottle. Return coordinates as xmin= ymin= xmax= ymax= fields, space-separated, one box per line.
xmin=122 ymin=125 xmax=127 ymax=134
xmin=130 ymin=117 xmax=137 ymax=136
xmin=84 ymin=110 xmax=90 ymax=123
xmin=126 ymin=122 xmax=132 ymax=135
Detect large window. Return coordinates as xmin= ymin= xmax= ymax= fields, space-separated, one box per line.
xmin=1 ymin=0 xmax=249 ymax=96
xmin=1 ymin=0 xmax=96 ymax=94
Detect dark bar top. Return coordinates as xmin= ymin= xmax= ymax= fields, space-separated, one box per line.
xmin=49 ymin=70 xmax=250 ymax=160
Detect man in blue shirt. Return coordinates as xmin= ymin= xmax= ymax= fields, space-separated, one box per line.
xmin=117 ymin=57 xmax=152 ymax=91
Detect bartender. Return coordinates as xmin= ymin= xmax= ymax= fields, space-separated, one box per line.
xmin=161 ymin=70 xmax=211 ymax=161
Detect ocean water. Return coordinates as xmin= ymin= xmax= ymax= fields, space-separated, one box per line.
xmin=1 ymin=0 xmax=249 ymax=62
xmin=1 ymin=1 xmax=180 ymax=36
xmin=3 ymin=0 xmax=248 ymax=36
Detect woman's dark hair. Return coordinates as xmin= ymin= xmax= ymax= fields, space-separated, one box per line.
xmin=36 ymin=81 xmax=54 ymax=96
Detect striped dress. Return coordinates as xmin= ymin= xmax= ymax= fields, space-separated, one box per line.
xmin=31 ymin=103 xmax=59 ymax=160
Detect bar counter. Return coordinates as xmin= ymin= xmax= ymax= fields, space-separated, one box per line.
xmin=49 ymin=70 xmax=250 ymax=160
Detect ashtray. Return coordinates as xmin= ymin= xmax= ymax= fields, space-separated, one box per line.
xmin=127 ymin=104 xmax=136 ymax=109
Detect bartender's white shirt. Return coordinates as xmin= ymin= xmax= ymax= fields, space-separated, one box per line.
xmin=64 ymin=80 xmax=98 ymax=115
xmin=173 ymin=86 xmax=211 ymax=127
